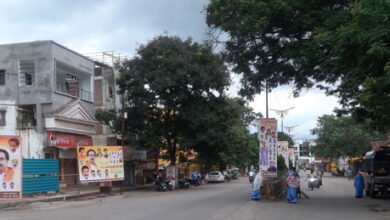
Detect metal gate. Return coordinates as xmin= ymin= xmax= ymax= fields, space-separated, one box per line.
xmin=23 ymin=159 xmax=59 ymax=195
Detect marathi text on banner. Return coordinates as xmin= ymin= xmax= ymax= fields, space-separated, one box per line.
xmin=77 ymin=146 xmax=124 ymax=183
xmin=0 ymin=136 xmax=22 ymax=200
xmin=258 ymin=118 xmax=278 ymax=177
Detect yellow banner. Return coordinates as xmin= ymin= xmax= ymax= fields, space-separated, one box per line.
xmin=0 ymin=136 xmax=22 ymax=199
xmin=77 ymin=146 xmax=124 ymax=183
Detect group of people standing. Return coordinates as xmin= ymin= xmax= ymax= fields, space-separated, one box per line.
xmin=250 ymin=167 xmax=300 ymax=203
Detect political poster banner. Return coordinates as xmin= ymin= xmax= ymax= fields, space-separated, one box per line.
xmin=278 ymin=141 xmax=289 ymax=168
xmin=77 ymin=146 xmax=124 ymax=183
xmin=258 ymin=119 xmax=278 ymax=177
xmin=0 ymin=136 xmax=22 ymax=199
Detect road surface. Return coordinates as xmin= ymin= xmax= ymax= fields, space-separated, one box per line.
xmin=0 ymin=173 xmax=388 ymax=220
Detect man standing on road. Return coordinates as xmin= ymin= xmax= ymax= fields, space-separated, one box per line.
xmin=354 ymin=171 xmax=364 ymax=198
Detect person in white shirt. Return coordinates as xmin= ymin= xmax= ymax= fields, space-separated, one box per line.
xmin=7 ymin=138 xmax=20 ymax=169
xmin=80 ymin=166 xmax=90 ymax=181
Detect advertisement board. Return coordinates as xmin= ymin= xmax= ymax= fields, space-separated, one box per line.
xmin=0 ymin=136 xmax=22 ymax=199
xmin=258 ymin=118 xmax=278 ymax=177
xmin=278 ymin=141 xmax=289 ymax=167
xmin=77 ymin=146 xmax=124 ymax=183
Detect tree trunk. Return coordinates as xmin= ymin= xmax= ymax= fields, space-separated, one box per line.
xmin=170 ymin=138 xmax=177 ymax=165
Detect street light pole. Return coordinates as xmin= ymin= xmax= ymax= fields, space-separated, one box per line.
xmin=284 ymin=124 xmax=298 ymax=136
xmin=270 ymin=107 xmax=295 ymax=133
xmin=121 ymin=93 xmax=125 ymax=147
xmin=265 ymin=81 xmax=269 ymax=119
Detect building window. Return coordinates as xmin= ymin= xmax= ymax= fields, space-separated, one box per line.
xmin=0 ymin=110 xmax=6 ymax=126
xmin=19 ymin=60 xmax=35 ymax=86
xmin=25 ymin=73 xmax=33 ymax=85
xmin=108 ymin=86 xmax=113 ymax=98
xmin=0 ymin=70 xmax=5 ymax=85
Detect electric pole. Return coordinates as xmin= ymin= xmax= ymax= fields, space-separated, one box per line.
xmin=270 ymin=107 xmax=294 ymax=133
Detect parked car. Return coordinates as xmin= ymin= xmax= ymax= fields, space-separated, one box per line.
xmin=208 ymin=171 xmax=225 ymax=183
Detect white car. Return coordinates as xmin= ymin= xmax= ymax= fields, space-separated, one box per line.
xmin=208 ymin=171 xmax=225 ymax=183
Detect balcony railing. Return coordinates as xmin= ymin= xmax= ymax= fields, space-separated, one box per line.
xmin=56 ymin=82 xmax=92 ymax=102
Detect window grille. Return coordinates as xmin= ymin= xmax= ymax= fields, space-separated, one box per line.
xmin=19 ymin=60 xmax=35 ymax=86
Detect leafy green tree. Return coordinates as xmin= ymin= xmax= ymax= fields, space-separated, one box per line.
xmin=116 ymin=36 xmax=230 ymax=165
xmin=311 ymin=115 xmax=385 ymax=158
xmin=278 ymin=132 xmax=294 ymax=147
xmin=206 ymin=0 xmax=390 ymax=131
xmin=185 ymin=97 xmax=258 ymax=169
xmin=277 ymin=155 xmax=288 ymax=179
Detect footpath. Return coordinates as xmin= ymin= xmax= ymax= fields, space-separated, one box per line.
xmin=0 ymin=183 xmax=153 ymax=210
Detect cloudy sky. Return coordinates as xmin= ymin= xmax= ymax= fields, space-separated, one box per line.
xmin=0 ymin=0 xmax=340 ymax=140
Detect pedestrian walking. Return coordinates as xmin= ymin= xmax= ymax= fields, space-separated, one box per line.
xmin=287 ymin=167 xmax=299 ymax=203
xmin=354 ymin=171 xmax=364 ymax=198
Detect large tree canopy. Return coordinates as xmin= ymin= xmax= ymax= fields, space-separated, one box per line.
xmin=206 ymin=0 xmax=390 ymax=131
xmin=311 ymin=115 xmax=385 ymax=158
xmin=116 ymin=36 xmax=230 ymax=165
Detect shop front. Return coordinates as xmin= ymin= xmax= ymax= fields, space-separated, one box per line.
xmin=44 ymin=100 xmax=97 ymax=187
xmin=47 ymin=131 xmax=93 ymax=186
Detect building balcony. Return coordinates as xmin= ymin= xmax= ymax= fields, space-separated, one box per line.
xmin=56 ymin=82 xmax=92 ymax=102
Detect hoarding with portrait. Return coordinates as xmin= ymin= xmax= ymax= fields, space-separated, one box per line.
xmin=77 ymin=146 xmax=124 ymax=183
xmin=0 ymin=136 xmax=22 ymax=199
xmin=278 ymin=141 xmax=289 ymax=167
xmin=258 ymin=119 xmax=278 ymax=177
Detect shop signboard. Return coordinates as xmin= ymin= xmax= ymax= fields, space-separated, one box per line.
xmin=48 ymin=131 xmax=92 ymax=148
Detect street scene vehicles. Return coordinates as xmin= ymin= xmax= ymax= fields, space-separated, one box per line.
xmin=177 ymin=179 xmax=190 ymax=189
xmin=361 ymin=147 xmax=390 ymax=198
xmin=307 ymin=175 xmax=318 ymax=190
xmin=207 ymin=171 xmax=225 ymax=183
xmin=154 ymin=177 xmax=173 ymax=192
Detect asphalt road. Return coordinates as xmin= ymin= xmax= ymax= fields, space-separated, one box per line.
xmin=0 ymin=173 xmax=388 ymax=220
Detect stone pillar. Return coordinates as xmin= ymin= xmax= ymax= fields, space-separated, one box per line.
xmin=36 ymin=103 xmax=43 ymax=133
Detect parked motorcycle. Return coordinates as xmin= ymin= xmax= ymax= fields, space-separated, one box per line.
xmin=178 ymin=179 xmax=190 ymax=189
xmin=232 ymin=170 xmax=239 ymax=180
xmin=155 ymin=177 xmax=173 ymax=192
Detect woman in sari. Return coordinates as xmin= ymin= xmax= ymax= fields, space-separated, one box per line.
xmin=251 ymin=171 xmax=263 ymax=201
xmin=287 ymin=168 xmax=299 ymax=203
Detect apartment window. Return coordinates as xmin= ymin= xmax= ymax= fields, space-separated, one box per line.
xmin=0 ymin=70 xmax=5 ymax=85
xmin=19 ymin=60 xmax=35 ymax=86
xmin=108 ymin=86 xmax=113 ymax=98
xmin=0 ymin=110 xmax=6 ymax=126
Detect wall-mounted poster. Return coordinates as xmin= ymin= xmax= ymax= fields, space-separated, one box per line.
xmin=258 ymin=119 xmax=278 ymax=177
xmin=77 ymin=146 xmax=124 ymax=183
xmin=0 ymin=136 xmax=22 ymax=199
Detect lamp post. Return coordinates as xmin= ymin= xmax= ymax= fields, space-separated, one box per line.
xmin=284 ymin=124 xmax=298 ymax=136
xmin=270 ymin=107 xmax=294 ymax=133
